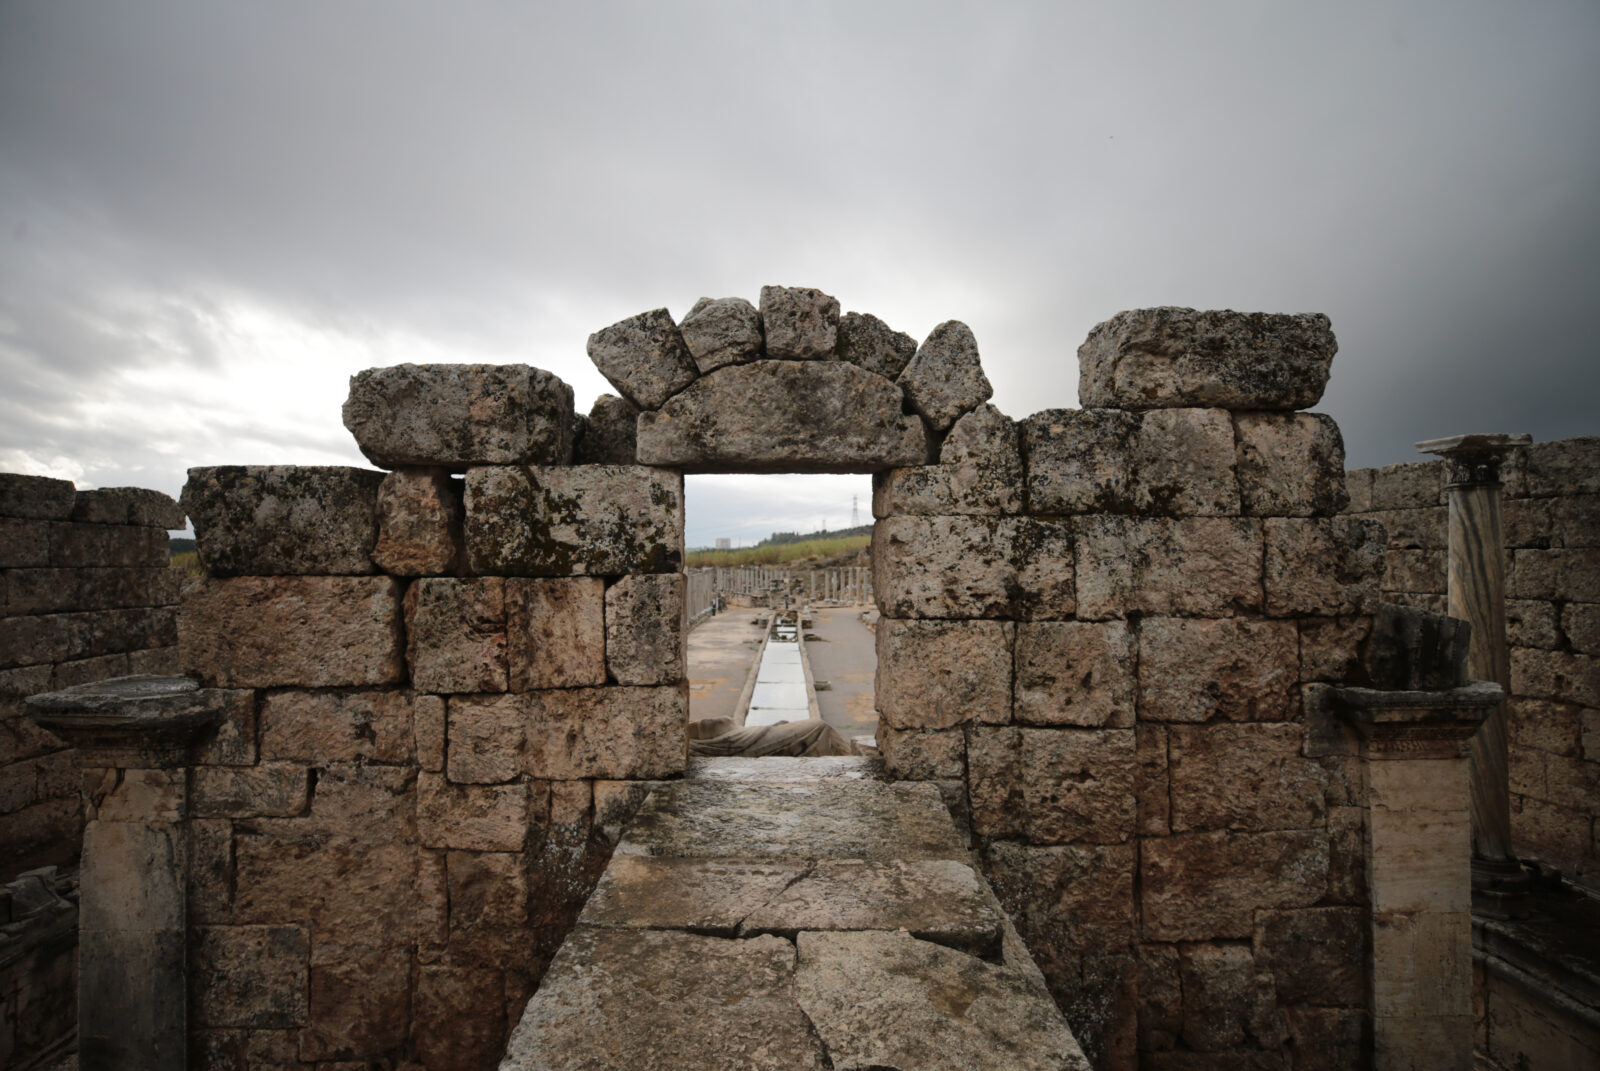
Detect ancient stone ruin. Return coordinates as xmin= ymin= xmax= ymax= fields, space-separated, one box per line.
xmin=1 ymin=283 xmax=1596 ymax=1070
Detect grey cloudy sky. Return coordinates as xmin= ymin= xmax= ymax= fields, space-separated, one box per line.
xmin=2 ymin=1 xmax=1597 ymax=547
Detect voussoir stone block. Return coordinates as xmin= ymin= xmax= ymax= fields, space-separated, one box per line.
xmin=1137 ymin=617 xmax=1298 ymax=722
xmin=587 ymin=308 xmax=700 ymax=410
xmin=759 ymin=285 xmax=839 ymax=360
xmin=372 ymin=467 xmax=464 ymax=576
xmin=342 ymin=363 xmax=575 ymax=468
xmin=872 ymin=403 xmax=1023 ymax=517
xmin=1075 ymin=516 xmax=1263 ymax=619
xmin=182 ymin=466 xmax=383 ymax=576
xmin=967 ymin=726 xmax=1138 ymax=844
xmin=679 ymin=296 xmax=764 ymax=373
xmin=635 ymin=360 xmax=929 ymax=473
xmin=899 ymin=320 xmax=993 ymax=433
xmin=573 ymin=394 xmax=641 ymax=465
xmin=1234 ymin=411 xmax=1348 ymax=516
xmin=835 ymin=310 xmax=917 ymax=380
xmin=875 ymin=619 xmax=1013 ymax=730
xmin=1014 ymin=621 xmax=1136 ymax=728
xmin=605 ymin=573 xmax=686 ymax=686
xmin=180 ymin=576 xmax=404 ymax=687
xmin=1022 ymin=407 xmax=1239 ymax=516
xmin=464 ymin=464 xmax=682 ymax=576
xmin=506 ymin=577 xmax=606 ymax=689
xmin=1079 ymin=307 xmax=1336 ymax=410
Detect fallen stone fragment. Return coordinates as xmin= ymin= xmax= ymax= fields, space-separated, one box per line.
xmin=795 ymin=930 xmax=1092 ymax=1071
xmin=587 ymin=308 xmax=700 ymax=410
xmin=635 ymin=360 xmax=929 ymax=473
xmin=899 ymin=320 xmax=994 ymax=432
xmin=182 ymin=466 xmax=383 ymax=576
xmin=1078 ymin=307 xmax=1336 ymax=410
xmin=1234 ymin=411 xmax=1349 ymax=516
xmin=1366 ymin=602 xmax=1470 ymax=690
xmin=835 ymin=310 xmax=917 ymax=379
xmin=342 ymin=363 xmax=575 ymax=468
xmin=759 ymin=285 xmax=839 ymax=360
xmin=372 ymin=467 xmax=464 ymax=576
xmin=572 ymin=394 xmax=641 ymax=465
xmin=678 ymin=296 xmax=764 ymax=373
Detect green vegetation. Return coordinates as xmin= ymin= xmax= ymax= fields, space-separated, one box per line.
xmin=170 ymin=550 xmax=205 ymax=577
xmin=686 ymin=532 xmax=870 ymax=568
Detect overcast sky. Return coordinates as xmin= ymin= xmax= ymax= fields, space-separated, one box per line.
xmin=3 ymin=1 xmax=1597 ymax=547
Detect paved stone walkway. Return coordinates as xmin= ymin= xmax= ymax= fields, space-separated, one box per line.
xmin=500 ymin=757 xmax=1090 ymax=1070
xmin=686 ymin=611 xmax=766 ymax=723
xmin=801 ymin=604 xmax=878 ymax=746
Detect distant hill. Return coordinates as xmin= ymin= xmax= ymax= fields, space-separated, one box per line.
xmin=169 ymin=537 xmax=196 ymax=555
xmin=685 ymin=524 xmax=872 ymax=568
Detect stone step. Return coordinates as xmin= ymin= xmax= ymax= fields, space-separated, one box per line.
xmin=500 ymin=760 xmax=1091 ymax=1070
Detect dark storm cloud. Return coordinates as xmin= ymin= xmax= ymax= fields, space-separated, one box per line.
xmin=1 ymin=0 xmax=1596 ymax=514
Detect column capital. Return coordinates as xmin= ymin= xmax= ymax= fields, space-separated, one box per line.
xmin=1416 ymin=432 xmax=1531 ymax=488
xmin=1329 ymin=680 xmax=1502 ymax=759
xmin=26 ymin=674 xmax=226 ymax=768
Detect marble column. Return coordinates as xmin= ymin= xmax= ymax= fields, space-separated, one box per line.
xmin=27 ymin=675 xmax=226 ymax=1071
xmin=1416 ymin=432 xmax=1531 ymax=916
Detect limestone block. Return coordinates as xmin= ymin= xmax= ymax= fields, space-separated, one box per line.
xmin=943 ymin=402 xmax=1021 ymax=467
xmin=299 ymin=943 xmax=410 ymax=1060
xmin=1525 ymin=436 xmax=1600 ymax=496
xmin=871 ymin=462 xmax=1022 ymax=517
xmin=1178 ymin=943 xmax=1286 ymax=1052
xmin=71 ymin=487 xmax=185 ymax=528
xmin=259 ymin=688 xmax=415 ymax=764
xmin=445 ymin=694 xmax=522 ymax=783
xmin=1370 ymin=460 xmax=1444 ymax=511
xmin=872 ymin=515 xmax=1015 ymax=619
xmin=587 ymin=307 xmax=700 ymax=410
xmin=1137 ymin=617 xmax=1299 ymax=723
xmin=1253 ymin=907 xmax=1366 ymax=1007
xmin=1361 ymin=506 xmax=1446 ymax=550
xmin=835 ymin=310 xmax=917 ymax=379
xmin=678 ymin=296 xmax=763 ymax=373
xmin=1284 ymin=1008 xmax=1367 ymax=1071
xmin=875 ymin=619 xmax=1012 ymax=730
xmin=898 ymin=320 xmax=993 ymax=432
xmin=405 ymin=578 xmax=507 ymax=693
xmin=0 ymin=473 xmax=75 ymax=520
xmin=1168 ymin=722 xmax=1326 ymax=833
xmin=47 ymin=521 xmax=169 ymax=568
xmin=1014 ymin=621 xmax=1135 ymax=727
xmin=579 ymin=854 xmax=804 ymax=934
xmin=191 ymin=764 xmax=310 ymax=818
xmin=189 ymin=687 xmax=258 ymax=767
xmin=572 ymin=393 xmax=641 ymax=465
xmin=984 ymin=840 xmax=1136 ymax=951
xmin=445 ymin=849 xmax=532 ymax=970
xmin=1264 ymin=517 xmax=1385 ymax=617
xmin=190 ymin=925 xmax=310 ymax=1028
xmin=967 ymin=726 xmax=1137 ymax=844
xmin=1012 ymin=519 xmax=1078 ymax=620
xmin=4 ymin=566 xmax=164 ymax=616
xmin=180 ymin=576 xmax=405 ymax=688
xmin=506 ymin=577 xmax=606 ymax=689
xmin=1234 ymin=412 xmax=1348 ymax=516
xmin=1078 ymin=307 xmax=1336 ymax=411
xmin=1507 ymin=697 xmax=1582 ymax=758
xmin=413 ymin=965 xmax=509 ymax=1071
xmin=1369 ymin=911 xmax=1471 ymax=1023
xmin=1022 ymin=407 xmax=1239 ymax=516
xmin=1563 ymin=602 xmax=1600 ymax=654
xmin=1298 ymin=615 xmax=1374 ymax=686
xmin=635 ymin=360 xmax=929 ymax=473
xmin=1551 ymin=494 xmax=1600 ymax=547
xmin=1137 ymin=723 xmax=1171 ymax=835
xmin=1141 ymin=829 xmax=1329 ymax=942
xmin=759 ymin=284 xmax=839 ymax=360
xmin=876 ymin=726 xmax=966 ymax=780
xmin=1345 ymin=468 xmax=1374 ymax=513
xmin=605 ymin=573 xmax=685 ymax=685
xmin=417 ymin=772 xmax=531 ymax=851
xmin=1510 ymin=548 xmax=1600 ymax=602
xmin=182 ymin=465 xmax=383 ymax=576
xmin=1512 ymin=647 xmax=1599 ymax=707
xmin=373 ymin=467 xmax=464 ymax=576
xmin=464 ymin=464 xmax=682 ymax=576
xmin=0 ymin=517 xmax=49 ymax=568
xmin=593 ymin=779 xmax=659 ymax=841
xmin=524 ymin=685 xmax=687 ymax=779
xmin=1383 ymin=548 xmax=1446 ymax=594
xmin=1075 ymin=517 xmax=1263 ymax=620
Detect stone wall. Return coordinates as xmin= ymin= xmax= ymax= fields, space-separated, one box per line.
xmin=0 ymin=474 xmax=183 ymax=880
xmin=873 ymin=308 xmax=1376 ymax=1070
xmin=1345 ymin=438 xmax=1600 ymax=891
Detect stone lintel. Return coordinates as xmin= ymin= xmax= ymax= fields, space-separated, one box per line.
xmin=1416 ymin=433 xmax=1532 ymax=488
xmin=1328 ymin=680 xmax=1501 ymax=759
xmin=26 ymin=674 xmax=227 ymax=768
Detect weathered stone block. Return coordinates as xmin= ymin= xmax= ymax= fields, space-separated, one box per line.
xmin=373 ymin=467 xmax=464 ymax=576
xmin=1283 ymin=1007 xmax=1367 ymax=1071
xmin=635 ymin=360 xmax=929 ymax=473
xmin=572 ymin=393 xmax=641 ymax=465
xmin=875 ymin=619 xmax=1012 ymax=730
xmin=5 ymin=566 xmax=163 ymax=616
xmin=1234 ymin=412 xmax=1348 ymax=516
xmin=759 ymin=285 xmax=839 ymax=360
xmin=599 ymin=573 xmax=683 ymax=685
xmin=71 ymin=487 xmax=185 ymax=528
xmin=1140 ymin=829 xmax=1329 ymax=941
xmin=1076 ymin=517 xmax=1262 ymax=619
xmin=1507 ymin=697 xmax=1582 ymax=758
xmin=1510 ymin=548 xmax=1600 ymax=602
xmin=257 ymin=689 xmax=415 ymax=765
xmin=899 ymin=320 xmax=992 ymax=432
xmin=417 ymin=773 xmax=531 ymax=852
xmin=872 ymin=515 xmax=1017 ymax=619
xmin=413 ymin=965 xmax=509 ymax=1071
xmin=1298 ymin=615 xmax=1374 ymax=686
xmin=0 ymin=517 xmax=49 ymax=568
xmin=968 ymin=727 xmax=1137 ymax=844
xmin=1022 ymin=407 xmax=1239 ymax=516
xmin=179 ymin=576 xmax=406 ymax=687
xmin=299 ymin=942 xmax=411 ymax=1060
xmin=1513 ymin=646 xmax=1600 ymax=708
xmin=984 ymin=840 xmax=1136 ymax=951
xmin=191 ymin=764 xmax=310 ymax=818
xmin=1137 ymin=723 xmax=1171 ymax=835
xmin=1344 ymin=468 xmax=1374 ymax=513
xmin=1563 ymin=602 xmax=1600 ymax=655
xmin=190 ymin=924 xmax=310 ymax=1028
xmin=1168 ymin=722 xmax=1327 ymax=832
xmin=1525 ymin=436 xmax=1600 ymax=497
xmin=182 ymin=466 xmax=383 ymax=576
xmin=871 ymin=461 xmax=1022 ymax=517
xmin=506 ymin=577 xmax=606 ymax=689
xmin=587 ymin=308 xmax=700 ymax=409
xmin=1014 ymin=621 xmax=1135 ymax=727
xmin=679 ymin=296 xmax=763 ymax=373
xmin=835 ymin=310 xmax=917 ymax=379
xmin=1382 ymin=548 xmax=1446 ymax=594
xmin=1253 ymin=907 xmax=1366 ymax=1007
xmin=464 ymin=464 xmax=682 ymax=576
xmin=446 ymin=849 xmax=532 ymax=969
xmin=1178 ymin=943 xmax=1286 ymax=1052
xmin=876 ymin=726 xmax=966 ymax=780
xmin=1264 ymin=517 xmax=1385 ymax=617
xmin=405 ymin=578 xmax=507 ymax=693
xmin=0 ymin=474 xmax=75 ymax=520
xmin=1366 ymin=603 xmax=1469 ymax=690
xmin=1551 ymin=494 xmax=1600 ymax=547
xmin=1370 ymin=460 xmax=1443 ymax=511
xmin=1078 ymin=307 xmax=1336 ymax=411
xmin=1137 ymin=617 xmax=1297 ymax=722
xmin=189 ymin=687 xmax=258 ymax=766
xmin=446 ymin=694 xmax=523 ymax=784
xmin=525 ymin=685 xmax=687 ymax=779
xmin=48 ymin=521 xmax=169 ymax=568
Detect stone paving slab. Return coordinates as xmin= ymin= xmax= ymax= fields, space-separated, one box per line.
xmin=578 ymin=855 xmax=805 ymax=935
xmin=686 ymin=755 xmax=880 ymax=782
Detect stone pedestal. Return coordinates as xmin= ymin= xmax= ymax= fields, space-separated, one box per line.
xmin=27 ymin=675 xmax=228 ymax=1071
xmin=1332 ymin=681 xmax=1501 ymax=1071
xmin=1416 ymin=433 xmax=1532 ymax=917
